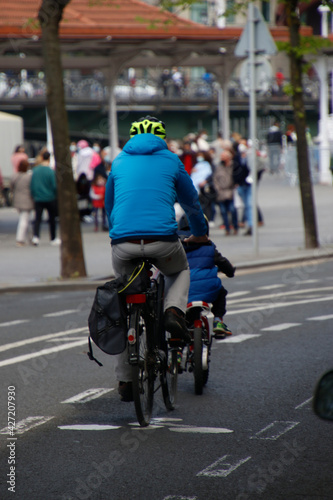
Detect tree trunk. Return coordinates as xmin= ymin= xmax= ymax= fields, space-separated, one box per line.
xmin=285 ymin=0 xmax=319 ymax=249
xmin=38 ymin=0 xmax=87 ymax=277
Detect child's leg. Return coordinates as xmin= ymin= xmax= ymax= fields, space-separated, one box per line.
xmin=219 ymin=202 xmax=230 ymax=232
xmin=211 ymin=287 xmax=232 ymax=337
xmin=93 ymin=208 xmax=98 ymax=230
xmin=102 ymin=207 xmax=108 ymax=230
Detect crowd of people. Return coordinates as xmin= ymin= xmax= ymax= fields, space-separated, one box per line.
xmin=9 ymin=126 xmax=268 ymax=247
xmin=9 ymin=139 xmax=123 ymax=246
xmin=169 ymin=129 xmax=267 ymax=236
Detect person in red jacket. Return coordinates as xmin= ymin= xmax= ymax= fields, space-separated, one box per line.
xmin=89 ymin=174 xmax=107 ymax=231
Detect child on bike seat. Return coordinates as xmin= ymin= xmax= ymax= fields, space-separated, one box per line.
xmin=178 ymin=214 xmax=235 ymax=338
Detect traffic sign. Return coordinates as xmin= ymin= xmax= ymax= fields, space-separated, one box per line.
xmin=235 ymin=5 xmax=277 ymax=56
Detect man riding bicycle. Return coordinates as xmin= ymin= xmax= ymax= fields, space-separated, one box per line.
xmin=105 ymin=116 xmax=208 ymax=401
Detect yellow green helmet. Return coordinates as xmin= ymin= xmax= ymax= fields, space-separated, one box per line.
xmin=129 ymin=116 xmax=166 ymax=139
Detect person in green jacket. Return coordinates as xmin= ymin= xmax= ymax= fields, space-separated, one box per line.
xmin=30 ymin=150 xmax=60 ymax=246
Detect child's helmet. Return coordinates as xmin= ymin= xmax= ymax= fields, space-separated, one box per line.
xmin=129 ymin=116 xmax=166 ymax=139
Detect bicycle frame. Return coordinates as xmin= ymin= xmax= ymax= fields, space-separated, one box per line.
xmin=180 ymin=301 xmax=214 ymax=394
xmin=124 ymin=260 xmax=177 ymax=426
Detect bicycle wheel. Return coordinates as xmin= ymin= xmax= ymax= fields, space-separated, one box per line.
xmin=193 ymin=326 xmax=204 ymax=395
xmin=161 ymin=347 xmax=178 ymax=409
xmin=131 ymin=307 xmax=154 ymax=427
xmin=202 ymin=343 xmax=210 ymax=386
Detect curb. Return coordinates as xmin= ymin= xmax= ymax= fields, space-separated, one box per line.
xmin=1 ymin=251 xmax=333 ymax=294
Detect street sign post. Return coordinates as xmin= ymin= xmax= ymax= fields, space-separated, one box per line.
xmin=235 ymin=5 xmax=277 ymax=255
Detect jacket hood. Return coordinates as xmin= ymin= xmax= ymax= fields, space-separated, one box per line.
xmin=123 ymin=133 xmax=167 ymax=155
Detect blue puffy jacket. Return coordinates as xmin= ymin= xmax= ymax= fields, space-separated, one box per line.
xmin=185 ymin=242 xmax=222 ymax=303
xmin=105 ymin=134 xmax=207 ymax=243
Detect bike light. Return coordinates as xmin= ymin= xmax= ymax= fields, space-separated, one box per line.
xmin=128 ymin=328 xmax=136 ymax=344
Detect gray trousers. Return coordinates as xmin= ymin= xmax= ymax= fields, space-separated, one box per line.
xmin=111 ymin=239 xmax=190 ymax=382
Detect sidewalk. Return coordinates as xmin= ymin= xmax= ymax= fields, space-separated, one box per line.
xmin=0 ymin=173 xmax=332 ymax=292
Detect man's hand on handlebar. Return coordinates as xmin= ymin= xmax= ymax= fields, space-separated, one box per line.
xmin=183 ymin=234 xmax=209 ymax=244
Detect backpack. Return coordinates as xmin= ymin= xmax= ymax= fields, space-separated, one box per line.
xmin=87 ymin=264 xmax=151 ymax=366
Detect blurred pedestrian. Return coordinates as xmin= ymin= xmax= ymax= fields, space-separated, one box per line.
xmin=11 ymin=158 xmax=34 ymax=246
xmin=233 ymin=143 xmax=253 ymax=236
xmin=11 ymin=145 xmax=28 ymax=174
xmin=179 ymin=141 xmax=196 ymax=175
xmin=30 ymin=151 xmax=60 ymax=246
xmin=90 ymin=174 xmax=107 ymax=232
xmin=213 ymin=150 xmax=238 ymax=235
xmin=196 ymin=129 xmax=210 ymax=151
xmin=267 ymin=121 xmax=283 ymax=173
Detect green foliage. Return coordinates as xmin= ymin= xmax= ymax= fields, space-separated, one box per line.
xmin=277 ymin=36 xmax=333 ymax=59
xmin=24 ymin=17 xmax=40 ymax=30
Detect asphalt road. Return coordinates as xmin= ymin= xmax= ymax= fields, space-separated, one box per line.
xmin=0 ymin=259 xmax=333 ymax=500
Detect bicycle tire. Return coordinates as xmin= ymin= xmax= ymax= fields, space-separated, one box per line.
xmin=193 ymin=326 xmax=204 ymax=395
xmin=161 ymin=347 xmax=178 ymax=409
xmin=131 ymin=306 xmax=154 ymax=427
xmin=202 ymin=345 xmax=210 ymax=386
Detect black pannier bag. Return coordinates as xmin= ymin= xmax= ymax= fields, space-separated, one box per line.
xmin=87 ymin=264 xmax=151 ymax=366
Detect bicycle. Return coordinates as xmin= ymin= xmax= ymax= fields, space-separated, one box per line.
xmin=125 ymin=260 xmax=179 ymax=427
xmin=179 ymin=300 xmax=214 ymax=395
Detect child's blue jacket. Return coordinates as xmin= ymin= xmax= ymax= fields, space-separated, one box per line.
xmin=185 ymin=242 xmax=222 ymax=303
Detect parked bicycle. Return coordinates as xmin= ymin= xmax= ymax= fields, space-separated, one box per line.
xmin=125 ymin=260 xmax=179 ymax=426
xmin=178 ymin=300 xmax=214 ymax=395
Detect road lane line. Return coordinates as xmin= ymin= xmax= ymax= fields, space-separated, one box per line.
xmin=307 ymin=314 xmax=333 ymax=321
xmin=217 ymin=334 xmax=261 ymax=343
xmin=0 ymin=416 xmax=54 ymax=435
xmin=227 ymin=291 xmax=250 ymax=298
xmin=0 ymin=339 xmax=87 ymax=368
xmin=0 ymin=327 xmax=87 ymax=353
xmin=251 ymin=421 xmax=299 ymax=440
xmin=58 ymin=425 xmax=121 ymax=431
xmin=257 ymin=284 xmax=286 ymax=290
xmin=0 ymin=320 xmax=29 ymax=328
xmin=226 ymin=295 xmax=333 ymax=316
xmin=197 ymin=455 xmax=251 ymax=477
xmin=228 ymin=286 xmax=333 ymax=306
xmin=61 ymin=388 xmax=114 ymax=404
xmin=261 ymin=323 xmax=301 ymax=331
xmin=295 ymin=397 xmax=313 ymax=410
xmin=43 ymin=310 xmax=79 ymax=318
xmin=168 ymin=425 xmax=233 ymax=434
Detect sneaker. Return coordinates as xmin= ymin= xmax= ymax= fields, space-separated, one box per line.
xmin=165 ymin=307 xmax=191 ymax=344
xmin=213 ymin=320 xmax=232 ymax=339
xmin=50 ymin=238 xmax=61 ymax=246
xmin=118 ymin=381 xmax=133 ymax=402
xmin=32 ymin=236 xmax=39 ymax=246
xmin=243 ymin=227 xmax=252 ymax=236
